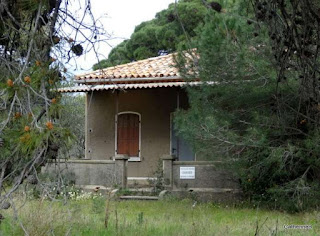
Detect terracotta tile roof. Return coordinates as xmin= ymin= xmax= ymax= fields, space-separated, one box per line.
xmin=76 ymin=53 xmax=180 ymax=82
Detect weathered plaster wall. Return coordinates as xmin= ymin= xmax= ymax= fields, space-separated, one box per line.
xmin=45 ymin=160 xmax=117 ymax=186
xmin=85 ymin=91 xmax=116 ymax=160
xmin=44 ymin=157 xmax=129 ymax=187
xmin=161 ymin=159 xmax=241 ymax=201
xmin=172 ymin=161 xmax=239 ymax=189
xmin=85 ymin=88 xmax=187 ymax=177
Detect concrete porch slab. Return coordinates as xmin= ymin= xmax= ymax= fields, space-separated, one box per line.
xmin=127 ymin=177 xmax=156 ymax=188
xmin=167 ymin=188 xmax=243 ymax=202
xmin=77 ymin=185 xmax=112 ymax=194
xmin=120 ymin=196 xmax=159 ymax=201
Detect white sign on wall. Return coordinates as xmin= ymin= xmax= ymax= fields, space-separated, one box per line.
xmin=180 ymin=167 xmax=195 ymax=179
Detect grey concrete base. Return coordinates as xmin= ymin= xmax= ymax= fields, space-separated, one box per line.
xmin=120 ymin=196 xmax=158 ymax=200
xmin=127 ymin=187 xmax=155 ymax=193
xmin=127 ymin=177 xmax=156 ymax=188
xmin=172 ymin=162 xmax=239 ymax=189
xmin=165 ymin=188 xmax=242 ymax=202
xmin=77 ymin=185 xmax=111 ymax=194
xmin=44 ymin=158 xmax=129 ymax=188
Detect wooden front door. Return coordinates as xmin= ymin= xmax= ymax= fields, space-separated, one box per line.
xmin=117 ymin=113 xmax=140 ymax=157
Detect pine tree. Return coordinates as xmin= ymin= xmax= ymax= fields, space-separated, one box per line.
xmin=175 ymin=0 xmax=320 ymax=212
xmin=0 ymin=0 xmax=104 ymax=202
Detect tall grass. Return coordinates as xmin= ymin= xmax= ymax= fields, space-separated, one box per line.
xmin=0 ymin=197 xmax=319 ymax=235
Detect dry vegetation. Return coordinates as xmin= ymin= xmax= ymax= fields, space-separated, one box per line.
xmin=0 ymin=197 xmax=319 ymax=235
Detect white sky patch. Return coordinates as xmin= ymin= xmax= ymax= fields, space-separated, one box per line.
xmin=68 ymin=0 xmax=176 ymax=75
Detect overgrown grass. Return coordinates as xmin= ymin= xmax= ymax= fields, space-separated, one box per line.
xmin=0 ymin=197 xmax=319 ymax=235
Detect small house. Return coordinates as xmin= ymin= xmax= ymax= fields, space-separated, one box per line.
xmin=56 ymin=52 xmax=240 ymax=199
xmin=59 ymin=52 xmax=197 ymax=179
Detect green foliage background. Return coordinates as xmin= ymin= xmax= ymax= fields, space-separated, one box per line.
xmin=93 ymin=0 xmax=207 ymax=69
xmin=91 ymin=0 xmax=320 ymax=212
xmin=174 ymin=0 xmax=320 ymax=212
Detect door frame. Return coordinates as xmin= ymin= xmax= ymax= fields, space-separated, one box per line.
xmin=170 ymin=113 xmax=196 ymax=161
xmin=115 ymin=111 xmax=141 ymax=161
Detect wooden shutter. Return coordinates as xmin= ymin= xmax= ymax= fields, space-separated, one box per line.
xmin=117 ymin=113 xmax=139 ymax=157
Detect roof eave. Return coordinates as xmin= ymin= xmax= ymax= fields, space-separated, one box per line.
xmin=58 ymin=81 xmax=215 ymax=93
xmin=75 ymin=76 xmax=184 ymax=84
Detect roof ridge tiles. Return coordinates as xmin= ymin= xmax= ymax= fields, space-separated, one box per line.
xmin=76 ymin=51 xmax=182 ymax=82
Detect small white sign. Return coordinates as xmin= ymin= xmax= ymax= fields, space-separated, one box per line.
xmin=180 ymin=167 xmax=195 ymax=179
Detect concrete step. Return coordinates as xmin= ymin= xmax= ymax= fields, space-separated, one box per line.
xmin=119 ymin=195 xmax=159 ymax=201
xmin=127 ymin=177 xmax=156 ymax=188
xmin=127 ymin=187 xmax=154 ymax=193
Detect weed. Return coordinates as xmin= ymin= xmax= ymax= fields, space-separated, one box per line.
xmin=137 ymin=212 xmax=144 ymax=225
xmin=0 ymin=198 xmax=318 ymax=235
xmin=148 ymin=160 xmax=164 ymax=194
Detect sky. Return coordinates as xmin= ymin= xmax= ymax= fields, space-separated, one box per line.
xmin=71 ymin=0 xmax=176 ymax=74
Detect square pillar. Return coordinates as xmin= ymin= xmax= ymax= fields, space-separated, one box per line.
xmin=162 ymin=155 xmax=176 ymax=189
xmin=114 ymin=154 xmax=129 ymax=188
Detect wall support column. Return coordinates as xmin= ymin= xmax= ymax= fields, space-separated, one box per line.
xmin=162 ymin=155 xmax=176 ymax=189
xmin=114 ymin=154 xmax=129 ymax=188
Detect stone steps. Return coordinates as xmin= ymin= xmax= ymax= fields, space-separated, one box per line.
xmin=118 ymin=187 xmax=160 ymax=201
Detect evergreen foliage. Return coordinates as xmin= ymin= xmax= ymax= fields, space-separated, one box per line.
xmin=93 ymin=0 xmax=207 ymax=70
xmin=0 ymin=0 xmax=67 ymax=195
xmin=175 ymin=0 xmax=320 ymax=212
xmin=59 ymin=94 xmax=85 ymax=159
xmin=0 ymin=0 xmax=104 ymax=202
